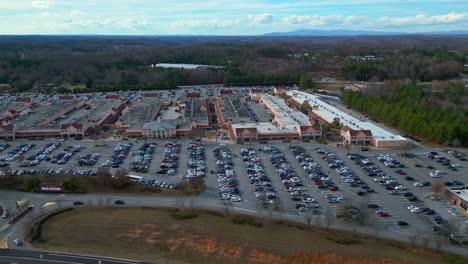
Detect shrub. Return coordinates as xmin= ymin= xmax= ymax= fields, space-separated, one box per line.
xmin=326 ymin=236 xmax=360 ymax=245
xmin=24 ymin=177 xmax=41 ymax=192
xmin=28 ymin=208 xmax=74 ymax=243
xmin=176 ymin=178 xmax=206 ymax=195
xmin=170 ymin=211 xmax=198 ymax=220
xmin=231 ymin=215 xmax=263 ymax=228
xmin=205 ymin=211 xmax=225 ymax=218
xmin=442 ymin=254 xmax=468 ymax=264
xmin=62 ymin=178 xmax=79 ymax=193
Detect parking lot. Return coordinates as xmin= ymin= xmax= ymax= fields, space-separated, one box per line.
xmin=0 ymin=138 xmax=467 ymax=236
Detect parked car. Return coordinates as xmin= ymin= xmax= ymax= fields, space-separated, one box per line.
xmin=13 ymin=239 xmax=22 ymax=246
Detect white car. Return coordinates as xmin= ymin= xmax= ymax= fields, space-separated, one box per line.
xmin=407 ymin=205 xmax=420 ymax=213
xmin=13 ymin=239 xmax=22 ymax=246
xmin=413 ymin=182 xmax=424 ymax=187
xmin=230 ymin=195 xmax=242 ymax=202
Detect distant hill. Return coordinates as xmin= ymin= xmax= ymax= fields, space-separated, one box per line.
xmin=264 ymin=29 xmax=468 ymax=36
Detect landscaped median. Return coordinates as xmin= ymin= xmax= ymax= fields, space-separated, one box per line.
xmin=0 ymin=172 xmax=205 ymax=196
xmin=27 ymin=206 xmax=461 ymax=264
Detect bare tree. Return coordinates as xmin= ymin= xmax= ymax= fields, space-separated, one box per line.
xmin=113 ymin=168 xmax=130 ymax=189
xmin=408 ymin=232 xmax=419 ymax=248
xmin=223 ymin=200 xmax=230 ymax=216
xmin=304 ymin=210 xmax=313 ymax=227
xmin=444 ymin=218 xmax=461 ymax=241
xmin=420 ymin=236 xmax=430 ymax=250
xmin=322 ymin=207 xmax=335 ymax=232
xmin=432 ymin=180 xmax=445 ymax=200
xmin=105 ymin=197 xmax=111 ymax=206
xmin=188 ymin=198 xmax=195 ymax=208
xmin=433 ymin=235 xmax=447 ymax=253
xmin=274 ymin=202 xmax=284 ymax=221
xmin=96 ymin=166 xmax=112 ymax=187
xmin=338 ymin=198 xmax=365 ymax=233
xmin=175 ymin=198 xmax=184 ymax=210
xmin=256 ymin=195 xmax=267 ymax=217
xmin=312 ymin=214 xmax=322 ymax=231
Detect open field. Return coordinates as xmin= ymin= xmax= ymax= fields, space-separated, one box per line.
xmin=32 ymin=207 xmax=458 ymax=264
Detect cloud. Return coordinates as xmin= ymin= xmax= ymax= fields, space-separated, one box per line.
xmin=120 ymin=19 xmax=151 ymax=29
xmin=248 ymin=13 xmax=273 ymax=24
xmin=172 ymin=18 xmax=243 ymax=29
xmin=31 ymin=0 xmax=55 ymax=9
xmin=282 ymin=15 xmax=354 ymax=26
xmin=380 ymin=12 xmax=468 ymax=26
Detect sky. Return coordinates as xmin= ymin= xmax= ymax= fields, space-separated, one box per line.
xmin=0 ymin=0 xmax=467 ymax=35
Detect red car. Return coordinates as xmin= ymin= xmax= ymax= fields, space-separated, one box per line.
xmin=314 ymin=181 xmax=323 ymax=185
xmin=329 ymin=186 xmax=338 ymax=191
xmin=377 ymin=212 xmax=390 ymax=217
xmin=385 ymin=186 xmax=394 ymax=190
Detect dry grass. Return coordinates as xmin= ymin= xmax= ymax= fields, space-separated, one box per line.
xmin=34 ymin=207 xmax=450 ymax=264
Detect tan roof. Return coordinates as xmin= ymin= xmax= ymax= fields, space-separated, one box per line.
xmin=342 ymin=125 xmax=372 ymax=137
xmin=60 ymin=123 xmax=84 ymax=130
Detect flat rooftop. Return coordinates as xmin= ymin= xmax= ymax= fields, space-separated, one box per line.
xmin=220 ymin=96 xmax=252 ymax=124
xmin=287 ymin=90 xmax=407 ymax=142
xmin=122 ymin=98 xmax=160 ymax=130
xmin=185 ymin=98 xmax=208 ymax=124
xmin=159 ymin=106 xmax=182 ymax=121
xmin=231 ymin=122 xmax=298 ymax=134
xmin=245 ymin=101 xmax=273 ymax=123
xmin=12 ymin=101 xmax=77 ymax=130
xmin=261 ymin=93 xmax=310 ymax=126
xmin=61 ymin=99 xmax=119 ymax=125
xmin=450 ymin=188 xmax=468 ymax=203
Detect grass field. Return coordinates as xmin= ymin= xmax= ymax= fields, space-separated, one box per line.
xmin=32 ymin=207 xmax=460 ymax=264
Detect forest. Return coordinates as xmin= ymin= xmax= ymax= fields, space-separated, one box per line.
xmin=341 ymin=82 xmax=468 ymax=147
xmin=0 ymin=35 xmax=467 ymax=93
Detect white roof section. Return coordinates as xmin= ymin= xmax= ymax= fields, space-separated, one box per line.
xmin=231 ymin=122 xmax=298 ymax=134
xmin=450 ymin=189 xmax=468 ymax=202
xmin=260 ymin=93 xmax=310 ymax=126
xmin=287 ymin=90 xmax=407 ymax=142
xmin=155 ymin=63 xmax=225 ymax=69
xmin=230 ymin=94 xmax=312 ymax=136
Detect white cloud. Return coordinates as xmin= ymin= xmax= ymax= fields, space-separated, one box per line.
xmin=172 ymin=18 xmax=243 ymax=28
xmin=248 ymin=13 xmax=273 ymax=24
xmin=31 ymin=0 xmax=55 ymax=9
xmin=282 ymin=15 xmax=352 ymax=26
xmin=344 ymin=16 xmax=364 ymax=25
xmin=120 ymin=19 xmax=151 ymax=29
xmin=380 ymin=12 xmax=468 ymax=26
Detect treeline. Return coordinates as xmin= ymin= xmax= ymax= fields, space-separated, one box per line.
xmin=341 ymin=50 xmax=466 ymax=82
xmin=224 ymin=73 xmax=300 ymax=86
xmin=1 ymin=36 xmax=468 ymax=93
xmin=341 ymin=83 xmax=468 ymax=147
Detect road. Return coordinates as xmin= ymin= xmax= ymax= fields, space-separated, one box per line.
xmin=0 ymin=249 xmax=141 ymax=264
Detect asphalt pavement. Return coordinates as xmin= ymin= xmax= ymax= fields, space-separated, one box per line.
xmin=0 ymin=249 xmax=141 ymax=264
